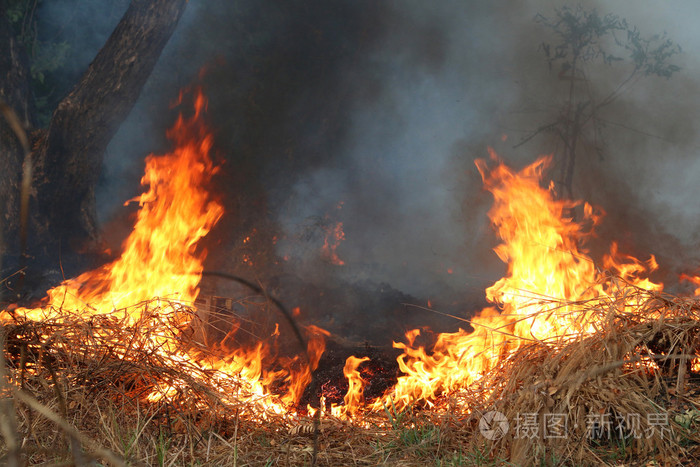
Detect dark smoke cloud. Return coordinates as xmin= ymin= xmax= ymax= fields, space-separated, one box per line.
xmin=81 ymin=0 xmax=700 ymax=337
xmin=271 ymin=2 xmax=516 ymax=299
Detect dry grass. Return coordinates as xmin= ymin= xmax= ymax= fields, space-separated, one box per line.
xmin=460 ymin=281 xmax=700 ymax=466
xmin=2 ymin=283 xmax=700 ymax=466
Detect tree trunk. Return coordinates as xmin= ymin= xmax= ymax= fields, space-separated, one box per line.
xmin=0 ymin=0 xmax=35 ymax=257
xmin=0 ymin=0 xmax=188 ymax=297
xmin=33 ymin=0 xmax=188 ymax=255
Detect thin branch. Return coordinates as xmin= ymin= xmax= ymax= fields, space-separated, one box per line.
xmin=513 ymin=121 xmax=561 ymax=149
xmin=596 ymin=69 xmax=641 ymax=110
xmin=595 ymin=117 xmax=691 ymax=147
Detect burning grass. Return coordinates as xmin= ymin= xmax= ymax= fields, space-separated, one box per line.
xmin=467 ymin=280 xmax=700 ymax=465
xmin=2 ymin=283 xmax=700 ymax=466
xmin=2 ymin=90 xmax=699 ymax=465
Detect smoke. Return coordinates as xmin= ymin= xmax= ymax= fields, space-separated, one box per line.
xmin=567 ymin=1 xmax=700 ymax=284
xmin=271 ymin=2 xmax=516 ymax=300
xmin=71 ymin=0 xmax=700 ymax=336
xmin=34 ymin=1 xmax=130 ymax=120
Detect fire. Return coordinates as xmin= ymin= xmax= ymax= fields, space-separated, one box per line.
xmin=0 ymin=88 xmax=323 ymax=414
xmin=309 ymin=354 xmax=370 ymax=419
xmin=341 ymin=356 xmax=370 ymax=416
xmin=680 ymin=273 xmax=700 ymax=296
xmin=321 ymin=202 xmax=346 ymax=265
xmin=4 ymin=89 xmax=223 ymax=323
xmin=341 ymin=149 xmax=662 ymax=413
xmin=321 ymin=221 xmax=345 ymax=265
xmin=0 ymin=86 xmax=683 ymax=426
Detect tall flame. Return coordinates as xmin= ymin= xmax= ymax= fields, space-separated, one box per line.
xmin=347 ymin=149 xmax=663 ymax=413
xmin=3 ymin=89 xmax=223 ymax=323
xmin=1 ymin=88 xmax=322 ymax=413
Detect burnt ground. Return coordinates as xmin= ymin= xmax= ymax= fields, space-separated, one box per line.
xmin=299 ymin=338 xmax=402 ymax=411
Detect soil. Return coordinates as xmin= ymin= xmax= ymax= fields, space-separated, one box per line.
xmin=299 ymin=338 xmax=401 ymax=410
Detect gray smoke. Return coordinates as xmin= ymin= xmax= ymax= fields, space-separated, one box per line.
xmin=80 ymin=0 xmax=700 ymax=336
xmin=273 ymin=2 xmax=514 ymax=299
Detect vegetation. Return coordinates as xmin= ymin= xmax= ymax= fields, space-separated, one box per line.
xmin=2 ymin=285 xmax=700 ymax=465
xmin=6 ymin=0 xmax=70 ymax=123
xmin=518 ymin=5 xmax=681 ymax=197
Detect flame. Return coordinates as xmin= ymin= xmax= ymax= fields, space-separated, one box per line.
xmin=1 ymin=88 xmax=323 ymax=414
xmin=284 ymin=324 xmax=329 ymax=405
xmin=321 ymin=222 xmax=346 ymax=266
xmin=3 ymin=90 xmax=222 ymax=323
xmin=308 ymin=354 xmax=370 ymax=420
xmin=680 ymin=273 xmax=700 ymax=296
xmin=342 ymin=356 xmax=370 ymax=417
xmin=334 ymin=149 xmax=662 ymax=414
xmin=321 ymin=202 xmax=346 ymax=265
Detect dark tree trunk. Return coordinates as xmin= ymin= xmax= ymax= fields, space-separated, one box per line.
xmin=0 ymin=0 xmax=35 ymax=255
xmin=0 ymin=0 xmax=188 ymax=283
xmin=33 ymin=0 xmax=188 ymax=253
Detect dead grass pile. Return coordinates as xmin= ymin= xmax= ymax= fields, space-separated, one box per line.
xmin=1 ymin=299 xmax=267 ymax=413
xmin=0 ymin=298 xmax=314 ymax=465
xmin=1 ymin=282 xmax=700 ymax=465
xmin=461 ymin=281 xmax=700 ymax=465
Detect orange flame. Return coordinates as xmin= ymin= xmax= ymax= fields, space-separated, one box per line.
xmin=4 ymin=89 xmax=223 ymax=323
xmin=1 ymin=88 xmax=324 ymax=414
xmin=321 ymin=202 xmax=346 ymax=265
xmin=322 ymin=222 xmax=346 ymax=266
xmin=680 ymin=273 xmax=700 ymax=296
xmin=342 ymin=356 xmax=370 ymax=417
xmin=336 ymin=149 xmax=661 ymax=414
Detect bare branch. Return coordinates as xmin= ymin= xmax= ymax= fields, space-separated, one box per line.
xmin=513 ymin=121 xmax=561 ymax=149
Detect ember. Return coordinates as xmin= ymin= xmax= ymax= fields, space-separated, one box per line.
xmin=320 ymin=202 xmax=346 ymax=266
